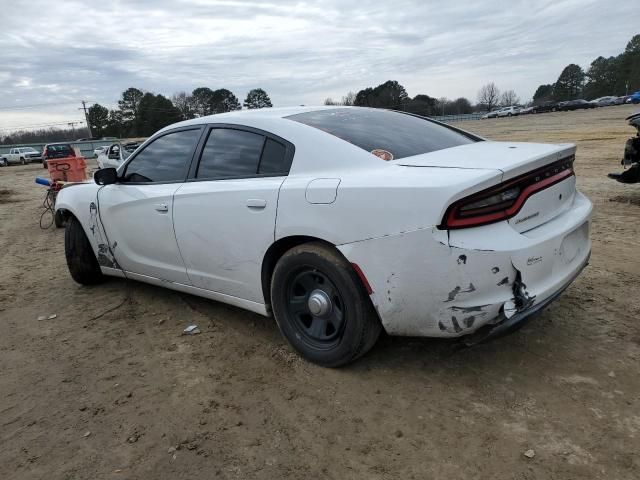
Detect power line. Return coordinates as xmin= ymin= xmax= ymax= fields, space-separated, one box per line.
xmin=0 ymin=101 xmax=80 ymax=111
xmin=0 ymin=120 xmax=86 ymax=132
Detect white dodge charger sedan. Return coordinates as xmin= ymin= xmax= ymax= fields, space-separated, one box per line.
xmin=56 ymin=107 xmax=592 ymax=367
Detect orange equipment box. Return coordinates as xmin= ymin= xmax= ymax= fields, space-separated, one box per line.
xmin=46 ymin=156 xmax=88 ymax=182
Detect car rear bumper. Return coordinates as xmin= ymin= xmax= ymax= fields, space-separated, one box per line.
xmin=338 ymin=191 xmax=592 ymax=338
xmin=461 ymin=251 xmax=589 ymax=345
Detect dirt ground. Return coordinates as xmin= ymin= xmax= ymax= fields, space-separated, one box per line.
xmin=1 ymin=105 xmax=640 ymax=480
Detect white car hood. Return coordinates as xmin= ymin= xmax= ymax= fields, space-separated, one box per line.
xmin=394 ymin=141 xmax=576 ymax=180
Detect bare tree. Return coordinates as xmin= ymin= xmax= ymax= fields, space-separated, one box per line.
xmin=477 ymin=82 xmax=501 ymax=111
xmin=171 ymin=91 xmax=195 ymax=120
xmin=341 ymin=91 xmax=356 ymax=106
xmin=500 ymin=89 xmax=520 ymax=107
xmin=324 ymin=97 xmax=339 ymax=106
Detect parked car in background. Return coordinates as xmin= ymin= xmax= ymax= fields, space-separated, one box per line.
xmin=495 ymin=106 xmax=520 ymax=117
xmin=558 ymin=99 xmax=597 ymax=111
xmin=481 ymin=110 xmax=499 ymax=119
xmin=96 ymin=142 xmax=141 ymax=169
xmin=1 ymin=147 xmax=42 ymax=165
xmin=519 ymin=106 xmax=534 ymax=115
xmin=42 ymin=143 xmax=76 ymax=168
xmin=590 ymin=96 xmax=619 ymax=107
xmin=531 ymin=102 xmax=558 ymax=113
xmin=56 ymin=106 xmax=592 ymax=366
xmin=94 ymin=146 xmax=108 ymax=157
xmin=627 ymin=91 xmax=640 ymax=104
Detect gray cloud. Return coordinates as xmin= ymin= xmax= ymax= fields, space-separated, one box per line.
xmin=0 ymin=0 xmax=636 ymax=130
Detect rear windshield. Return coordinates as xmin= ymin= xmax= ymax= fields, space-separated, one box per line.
xmin=48 ymin=145 xmax=72 ymax=152
xmin=286 ymin=108 xmax=478 ymax=160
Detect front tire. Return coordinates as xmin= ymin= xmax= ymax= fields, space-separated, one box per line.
xmin=20 ymin=157 xmax=26 ymax=165
xmin=271 ymin=242 xmax=381 ymax=367
xmin=54 ymin=210 xmax=65 ymax=228
xmin=64 ymin=216 xmax=105 ymax=285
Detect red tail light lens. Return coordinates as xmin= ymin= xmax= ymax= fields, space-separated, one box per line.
xmin=439 ymin=156 xmax=575 ymax=229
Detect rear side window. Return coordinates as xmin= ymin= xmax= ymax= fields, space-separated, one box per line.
xmin=258 ymin=138 xmax=288 ymax=174
xmin=197 ymin=129 xmax=265 ymax=179
xmin=286 ymin=108 xmax=477 ymax=160
xmin=123 ymin=128 xmax=200 ymax=183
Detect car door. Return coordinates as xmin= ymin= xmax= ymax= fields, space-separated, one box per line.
xmin=173 ymin=125 xmax=294 ymax=303
xmin=97 ymin=127 xmax=203 ymax=284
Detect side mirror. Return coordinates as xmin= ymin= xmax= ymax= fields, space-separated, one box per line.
xmin=94 ymin=167 xmax=118 ymax=185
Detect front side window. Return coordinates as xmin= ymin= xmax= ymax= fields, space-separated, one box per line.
xmin=197 ymin=128 xmax=265 ymax=179
xmin=123 ymin=129 xmax=200 ymax=183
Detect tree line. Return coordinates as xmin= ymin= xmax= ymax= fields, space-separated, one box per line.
xmin=533 ymin=34 xmax=640 ymax=104
xmin=1 ymin=87 xmax=274 ymax=144
xmin=327 ymin=80 xmax=520 ymax=115
xmin=326 ymin=81 xmax=476 ymax=116
xmin=0 ymin=126 xmax=90 ymax=145
xmin=88 ymin=87 xmax=273 ymax=138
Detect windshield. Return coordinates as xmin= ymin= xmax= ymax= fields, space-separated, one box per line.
xmin=286 ymin=108 xmax=478 ymax=161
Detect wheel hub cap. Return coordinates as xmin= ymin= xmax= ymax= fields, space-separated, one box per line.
xmin=308 ymin=289 xmax=332 ymax=316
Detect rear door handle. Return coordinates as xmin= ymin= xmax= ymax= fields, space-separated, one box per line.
xmin=154 ymin=203 xmax=169 ymax=212
xmin=246 ymin=198 xmax=267 ymax=209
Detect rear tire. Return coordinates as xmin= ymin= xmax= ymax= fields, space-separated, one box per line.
xmin=271 ymin=242 xmax=381 ymax=367
xmin=64 ymin=216 xmax=105 ymax=285
xmin=20 ymin=157 xmax=25 ymax=165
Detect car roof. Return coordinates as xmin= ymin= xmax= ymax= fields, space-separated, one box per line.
xmin=156 ymin=106 xmax=346 ymax=134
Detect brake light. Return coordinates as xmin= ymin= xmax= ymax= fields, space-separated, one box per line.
xmin=43 ymin=147 xmax=48 ymax=158
xmin=439 ymin=156 xmax=575 ymax=229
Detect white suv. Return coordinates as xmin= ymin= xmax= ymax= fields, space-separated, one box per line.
xmin=495 ymin=106 xmax=520 ymax=117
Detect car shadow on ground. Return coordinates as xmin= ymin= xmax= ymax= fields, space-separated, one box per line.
xmin=100 ymin=277 xmax=558 ymax=375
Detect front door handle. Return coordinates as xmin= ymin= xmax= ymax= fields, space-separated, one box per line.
xmin=154 ymin=203 xmax=169 ymax=212
xmin=246 ymin=198 xmax=267 ymax=209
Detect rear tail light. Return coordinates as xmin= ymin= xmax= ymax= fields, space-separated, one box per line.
xmin=439 ymin=156 xmax=575 ymax=229
xmin=43 ymin=148 xmax=48 ymax=158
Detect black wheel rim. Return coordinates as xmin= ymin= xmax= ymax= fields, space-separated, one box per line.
xmin=286 ymin=268 xmax=346 ymax=349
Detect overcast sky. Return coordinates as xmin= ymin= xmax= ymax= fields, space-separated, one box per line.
xmin=0 ymin=0 xmax=636 ymax=132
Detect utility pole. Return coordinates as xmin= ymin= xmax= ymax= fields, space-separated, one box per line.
xmin=80 ymin=100 xmax=93 ymax=138
xmin=68 ymin=121 xmax=80 ymax=139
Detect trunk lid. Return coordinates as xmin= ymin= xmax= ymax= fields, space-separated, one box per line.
xmin=396 ymin=141 xmax=578 ymax=233
xmin=395 ymin=141 xmax=576 ymax=180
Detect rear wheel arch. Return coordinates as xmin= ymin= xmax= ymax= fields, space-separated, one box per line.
xmin=262 ymin=235 xmax=334 ymax=307
xmin=261 ymin=235 xmax=374 ymax=309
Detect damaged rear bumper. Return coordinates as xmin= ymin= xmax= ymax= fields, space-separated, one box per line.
xmin=461 ymin=251 xmax=590 ymax=345
xmin=338 ymin=191 xmax=592 ymax=338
